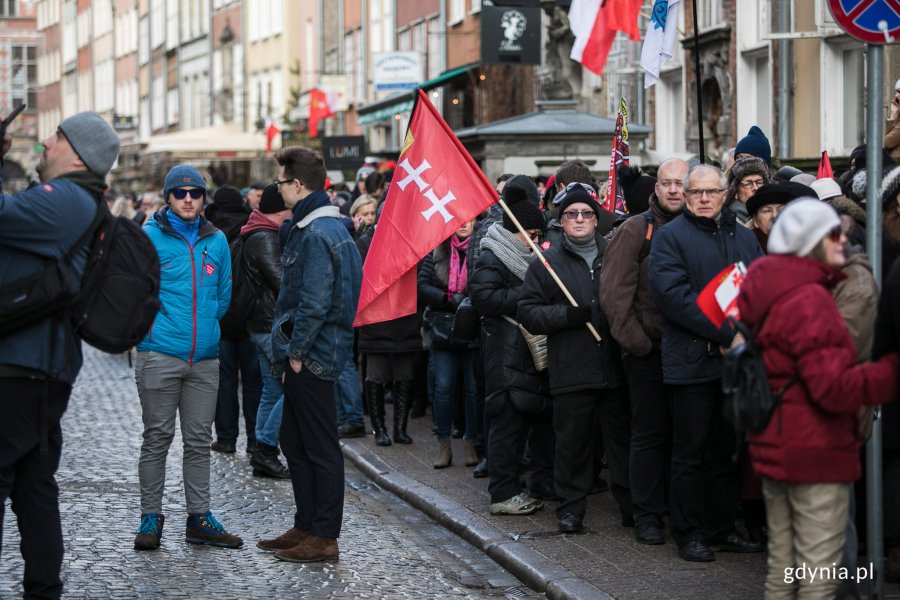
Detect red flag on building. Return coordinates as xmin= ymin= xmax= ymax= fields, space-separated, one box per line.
xmin=817 ymin=150 xmax=834 ymax=180
xmin=569 ymin=0 xmax=643 ymax=75
xmin=264 ymin=117 xmax=281 ymax=154
xmin=308 ymin=88 xmax=334 ymax=138
xmin=354 ymin=89 xmax=497 ymax=327
xmin=606 ymin=99 xmax=630 ymax=213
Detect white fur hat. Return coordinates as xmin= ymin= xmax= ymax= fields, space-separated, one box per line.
xmin=768 ymin=199 xmax=841 ymax=257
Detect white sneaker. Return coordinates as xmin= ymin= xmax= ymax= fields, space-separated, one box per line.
xmin=489 ymin=493 xmax=544 ymax=516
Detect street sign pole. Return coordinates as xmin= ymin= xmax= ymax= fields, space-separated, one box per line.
xmin=865 ymin=42 xmax=884 ymax=600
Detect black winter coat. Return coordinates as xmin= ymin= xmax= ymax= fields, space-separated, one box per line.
xmin=470 ymin=248 xmax=550 ymax=404
xmin=872 ymin=258 xmax=900 ymax=450
xmin=205 ymin=204 xmax=251 ymax=243
xmin=418 ymin=239 xmax=477 ymax=350
xmin=243 ymin=228 xmax=281 ymax=334
xmin=648 ymin=207 xmax=763 ymax=384
xmin=517 ymin=234 xmax=624 ymax=395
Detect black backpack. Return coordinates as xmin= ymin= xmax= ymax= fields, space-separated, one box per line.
xmin=73 ymin=202 xmax=162 ymax=353
xmin=721 ymin=314 xmax=798 ymax=434
xmin=218 ymin=235 xmax=256 ymax=338
xmin=0 ymin=199 xmax=161 ymax=353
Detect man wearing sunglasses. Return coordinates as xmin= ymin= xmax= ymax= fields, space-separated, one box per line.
xmin=518 ymin=186 xmax=631 ymax=535
xmin=134 ymin=164 xmax=243 ymax=551
xmin=648 ymin=164 xmax=764 ymax=562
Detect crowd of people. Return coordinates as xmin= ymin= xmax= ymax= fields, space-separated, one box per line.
xmin=4 ymin=109 xmax=900 ymax=600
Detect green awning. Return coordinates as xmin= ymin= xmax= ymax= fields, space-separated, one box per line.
xmin=357 ymin=63 xmax=478 ymax=125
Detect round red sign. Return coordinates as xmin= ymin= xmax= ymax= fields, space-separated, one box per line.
xmin=828 ymin=0 xmax=900 ymax=44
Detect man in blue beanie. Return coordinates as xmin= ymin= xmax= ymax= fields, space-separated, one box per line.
xmin=133 ymin=164 xmax=244 ymax=551
xmin=734 ymin=125 xmax=772 ymax=167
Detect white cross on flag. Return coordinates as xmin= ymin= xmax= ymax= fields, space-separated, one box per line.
xmin=354 ymin=89 xmax=498 ymax=326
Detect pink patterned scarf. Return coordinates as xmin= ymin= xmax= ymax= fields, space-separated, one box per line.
xmin=447 ymin=235 xmax=471 ymax=298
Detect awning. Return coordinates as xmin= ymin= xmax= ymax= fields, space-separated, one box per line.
xmin=357 ymin=63 xmax=478 ymax=125
xmin=142 ymin=122 xmax=270 ymax=158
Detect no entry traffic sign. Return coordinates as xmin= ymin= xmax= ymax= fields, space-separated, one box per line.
xmin=828 ymin=0 xmax=900 ymax=44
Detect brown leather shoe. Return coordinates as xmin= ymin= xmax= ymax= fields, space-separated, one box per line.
xmin=256 ymin=527 xmax=310 ymax=552
xmin=274 ymin=535 xmax=339 ymax=563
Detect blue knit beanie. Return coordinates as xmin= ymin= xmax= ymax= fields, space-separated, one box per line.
xmin=162 ymin=164 xmax=208 ymax=201
xmin=735 ymin=126 xmax=772 ymax=166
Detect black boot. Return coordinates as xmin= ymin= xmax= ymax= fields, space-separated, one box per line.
xmin=392 ymin=380 xmax=413 ymax=444
xmin=250 ymin=443 xmax=290 ymax=479
xmin=365 ymin=381 xmax=392 ymax=446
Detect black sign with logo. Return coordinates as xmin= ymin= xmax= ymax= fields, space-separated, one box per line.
xmin=481 ymin=5 xmax=541 ymax=65
xmin=321 ymin=136 xmax=366 ymax=170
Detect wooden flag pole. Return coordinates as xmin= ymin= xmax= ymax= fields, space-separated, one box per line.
xmin=496 ymin=197 xmax=602 ymax=343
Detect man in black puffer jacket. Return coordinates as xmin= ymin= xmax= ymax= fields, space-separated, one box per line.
xmin=471 ymin=178 xmax=553 ymax=517
xmin=241 ymin=184 xmax=292 ymax=478
xmin=517 ymin=186 xmax=631 ymax=535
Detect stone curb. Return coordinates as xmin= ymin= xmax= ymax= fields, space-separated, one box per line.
xmin=341 ymin=440 xmax=614 ymax=600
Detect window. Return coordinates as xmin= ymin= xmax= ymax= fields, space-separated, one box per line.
xmin=166 ymin=0 xmax=179 ymax=50
xmin=11 ymin=45 xmax=37 ymax=110
xmin=697 ymin=0 xmax=723 ymax=30
xmin=93 ymin=0 xmax=112 ymax=37
xmin=449 ymin=0 xmax=464 ymax=25
xmin=139 ymin=16 xmax=149 ymax=64
xmin=62 ymin=1 xmax=77 ymax=65
xmin=427 ymin=17 xmax=441 ymax=78
xmin=842 ymin=48 xmax=865 ymax=150
xmin=150 ymin=1 xmax=164 ymax=49
xmin=0 ymin=0 xmax=17 ymax=18
xmin=654 ymin=72 xmax=685 ymax=154
xmin=151 ymin=76 xmax=164 ymax=130
xmin=93 ymin=60 xmax=114 ymax=112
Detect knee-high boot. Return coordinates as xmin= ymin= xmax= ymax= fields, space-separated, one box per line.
xmin=393 ymin=380 xmax=413 ymax=444
xmin=365 ymin=380 xmax=392 ymax=446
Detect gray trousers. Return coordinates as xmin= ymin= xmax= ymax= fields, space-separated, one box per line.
xmin=135 ymin=351 xmax=219 ymax=514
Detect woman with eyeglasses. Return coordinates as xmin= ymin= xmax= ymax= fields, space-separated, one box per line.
xmin=737 ymin=199 xmax=899 ymax=599
xmin=725 ymin=156 xmax=770 ymax=227
xmin=418 ymin=219 xmax=480 ymax=469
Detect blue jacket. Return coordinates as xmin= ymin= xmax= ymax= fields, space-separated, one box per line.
xmin=0 ymin=174 xmax=99 ymax=384
xmin=272 ymin=191 xmax=362 ymax=382
xmin=648 ymin=208 xmax=763 ymax=385
xmin=137 ymin=208 xmax=231 ymax=363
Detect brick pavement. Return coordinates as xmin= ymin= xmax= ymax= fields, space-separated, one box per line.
xmin=0 ymin=348 xmax=538 ymax=599
xmin=341 ymin=403 xmax=900 ymax=600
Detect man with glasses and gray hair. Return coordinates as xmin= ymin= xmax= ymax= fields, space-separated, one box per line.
xmin=648 ymin=164 xmax=764 ymax=562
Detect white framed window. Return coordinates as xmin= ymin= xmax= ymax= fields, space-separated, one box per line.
xmin=821 ymin=37 xmax=866 ymax=154
xmin=470 ymin=0 xmax=482 ymax=14
xmin=0 ymin=0 xmax=18 ymax=17
xmin=166 ymin=0 xmax=179 ymax=50
xmin=654 ymin=71 xmax=685 ymax=154
xmin=11 ymin=45 xmax=37 ymax=109
xmin=150 ymin=1 xmax=164 ymax=49
xmin=139 ymin=15 xmax=149 ymax=64
xmin=151 ymin=76 xmax=164 ymax=130
xmin=697 ymin=0 xmax=723 ymax=31
xmin=62 ymin=1 xmax=77 ymax=65
xmin=92 ymin=0 xmax=112 ymax=38
xmin=167 ymin=87 xmax=179 ymax=125
xmin=427 ymin=16 xmax=441 ymax=78
xmin=93 ymin=59 xmax=114 ymax=112
xmin=140 ymin=97 xmax=150 ymax=139
xmin=449 ymin=0 xmax=464 ymax=25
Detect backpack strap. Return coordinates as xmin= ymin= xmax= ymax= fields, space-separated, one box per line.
xmin=638 ymin=211 xmax=656 ymax=263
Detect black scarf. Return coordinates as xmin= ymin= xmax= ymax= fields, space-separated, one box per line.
xmin=56 ymin=170 xmax=108 ymax=199
xmin=287 ymin=189 xmax=331 ymax=230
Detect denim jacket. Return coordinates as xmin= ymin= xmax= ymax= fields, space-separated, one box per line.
xmin=271 ymin=199 xmax=362 ymax=381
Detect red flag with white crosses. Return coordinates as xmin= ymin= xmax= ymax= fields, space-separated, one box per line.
xmin=353 ymin=89 xmax=497 ymax=327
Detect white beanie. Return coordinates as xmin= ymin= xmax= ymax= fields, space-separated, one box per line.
xmin=810 ymin=177 xmax=842 ymax=201
xmin=768 ymin=199 xmax=841 ymax=257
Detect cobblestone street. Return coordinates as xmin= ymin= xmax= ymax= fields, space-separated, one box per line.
xmin=0 ymin=348 xmax=537 ymax=599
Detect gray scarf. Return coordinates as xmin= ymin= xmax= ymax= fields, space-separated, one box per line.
xmin=481 ymin=222 xmax=533 ymax=281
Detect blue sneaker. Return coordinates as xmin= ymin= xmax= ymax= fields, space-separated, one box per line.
xmin=185 ymin=511 xmax=243 ymax=548
xmin=134 ymin=513 xmax=164 ymax=550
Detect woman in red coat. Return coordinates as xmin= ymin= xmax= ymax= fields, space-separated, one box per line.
xmin=737 ymin=198 xmax=899 ymax=599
